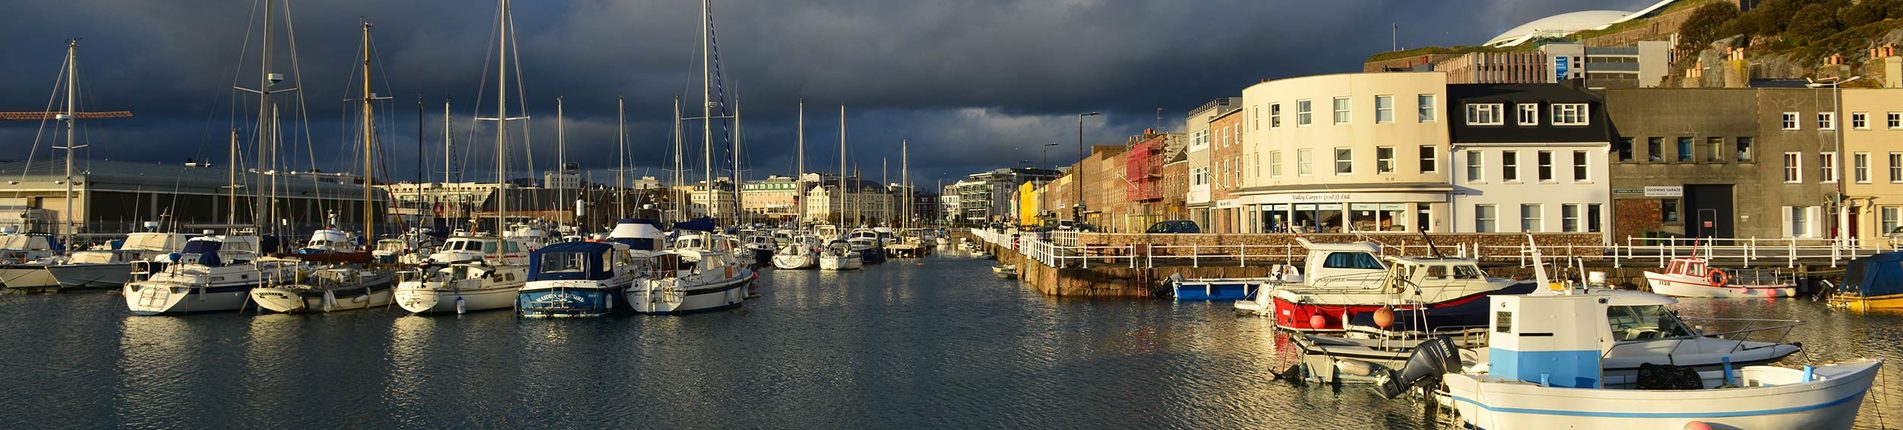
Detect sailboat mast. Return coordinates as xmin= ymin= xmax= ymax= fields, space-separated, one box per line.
xmin=796 ymin=99 xmax=804 ymax=227
xmin=733 ymin=91 xmax=743 ymax=226
xmin=556 ymin=96 xmax=565 ymax=226
xmin=360 ymin=19 xmax=376 ymax=241
xmin=902 ymin=139 xmax=908 ymax=229
xmin=61 ymin=39 xmax=77 ymax=246
xmin=672 ymin=97 xmax=683 ymax=222
xmin=838 ymin=105 xmax=845 ymax=229
xmin=254 ymin=0 xmax=272 ymax=232
xmin=495 ymin=0 xmax=509 ymax=250
xmin=442 ymin=99 xmax=451 ymax=186
xmin=228 ymin=128 xmax=238 ymax=227
xmin=700 ymin=0 xmax=713 ymax=222
xmin=617 ymin=96 xmax=627 ymax=217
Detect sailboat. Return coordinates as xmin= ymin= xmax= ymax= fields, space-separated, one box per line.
xmin=395 ymin=0 xmax=536 ymax=315
xmin=818 ymin=106 xmax=861 ymax=271
xmin=125 ymin=1 xmax=302 ymax=315
xmin=772 ymin=100 xmax=819 ymax=270
xmin=251 ymin=20 xmax=398 ymax=313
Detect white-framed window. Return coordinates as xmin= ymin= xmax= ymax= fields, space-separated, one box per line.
xmin=1786 ymin=206 xmax=1813 ymax=238
xmin=1253 ymin=107 xmax=1260 ymax=131
xmin=1334 ymin=147 xmax=1353 ymax=174
xmin=1518 ymin=103 xmax=1539 ymax=126
xmin=1502 ymin=150 xmax=1520 ymax=182
xmin=1889 ymin=112 xmax=1901 ymax=129
xmin=1551 ymin=103 xmax=1589 ymax=126
xmin=1890 ymin=152 xmax=1901 ymax=183
xmin=1884 ymin=207 xmax=1900 ymax=236
xmin=1855 ymin=152 xmax=1871 ymax=183
xmin=1821 ymin=152 xmax=1837 ymax=183
xmin=1297 ymin=100 xmax=1312 ymax=126
xmin=1222 ymin=126 xmax=1231 ymax=147
xmin=1783 ymin=152 xmax=1802 ymax=183
xmin=1466 ymin=103 xmax=1503 ymax=125
xmin=1819 ymin=112 xmax=1836 ymax=130
xmin=1333 ymin=97 xmax=1352 ymax=124
xmin=1474 ymin=204 xmax=1497 ymax=233
xmin=1537 ymin=150 xmax=1555 ymax=182
xmin=1418 ymin=94 xmax=1437 ymax=122
xmin=1376 ymin=146 xmax=1395 ymax=173
xmin=1297 ymin=148 xmax=1313 ymax=176
xmin=1375 ymin=95 xmax=1394 ymax=124
xmin=1465 ymin=151 xmax=1483 ymax=182
xmin=1782 ymin=112 xmax=1800 ymax=130
xmin=1561 ymin=204 xmax=1581 ymax=232
xmin=1521 ymin=204 xmax=1543 ymax=232
xmin=1269 ymin=151 xmax=1282 ymax=178
xmin=1270 ymin=103 xmax=1282 ymax=128
xmin=1853 ymin=112 xmax=1869 ymax=129
xmin=1572 ymin=150 xmax=1589 ymax=182
xmin=1420 ymin=145 xmax=1438 ymax=173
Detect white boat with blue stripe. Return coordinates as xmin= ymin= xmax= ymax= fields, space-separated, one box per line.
xmin=515 ymin=241 xmax=641 ymax=318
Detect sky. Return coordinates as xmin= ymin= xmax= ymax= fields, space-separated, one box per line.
xmin=0 ymin=0 xmax=1645 ymax=188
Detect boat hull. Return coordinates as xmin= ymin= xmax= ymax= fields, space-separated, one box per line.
xmin=0 ymin=265 xmax=58 ymax=289
xmin=1827 ymin=292 xmax=1903 ymax=311
xmin=1271 ymin=282 xmax=1536 ymax=332
xmin=249 ymin=282 xmax=395 ymax=313
xmin=1173 ymin=280 xmax=1259 ymax=301
xmin=395 ymin=283 xmax=520 ymax=314
xmin=1444 ymin=359 xmax=1882 ymax=430
xmin=626 ymin=273 xmax=750 ymax=314
xmin=1644 ymin=272 xmax=1794 ymax=298
xmin=771 ymin=253 xmax=815 ymax=270
xmin=123 ymin=283 xmax=256 ymax=315
xmin=516 ymin=285 xmax=624 ymax=318
xmin=48 ymin=263 xmax=132 ymax=290
xmin=819 ymin=255 xmax=861 ymax=271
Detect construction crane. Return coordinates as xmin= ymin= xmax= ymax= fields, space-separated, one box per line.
xmin=0 ymin=39 xmax=133 ymax=247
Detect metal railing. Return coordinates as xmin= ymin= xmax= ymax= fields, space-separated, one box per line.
xmin=971 ymin=228 xmax=1893 ymax=271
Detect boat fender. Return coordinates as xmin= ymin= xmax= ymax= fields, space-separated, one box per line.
xmin=1684 ymin=422 xmax=1713 ymax=430
xmin=1707 ymin=269 xmax=1728 ymax=287
xmin=1373 ymin=336 xmax=1459 ymax=399
xmin=1335 ymin=359 xmax=1378 ymax=377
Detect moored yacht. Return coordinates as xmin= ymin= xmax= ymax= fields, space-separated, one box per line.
xmin=0 ymin=231 xmax=66 ymax=289
xmin=393 ymin=235 xmax=532 ymax=314
xmin=123 ymin=235 xmax=298 ymax=315
xmin=249 ymin=267 xmax=397 ymax=313
xmin=818 ymin=240 xmax=861 ymax=271
xmin=771 ymin=235 xmax=820 ymax=270
xmin=628 ymin=230 xmax=752 ymax=314
xmin=515 ymin=241 xmax=641 ymax=318
xmin=46 ymin=231 xmax=187 ymax=290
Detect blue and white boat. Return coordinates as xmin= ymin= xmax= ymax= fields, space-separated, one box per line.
xmin=515 ymin=241 xmax=641 ymax=318
xmin=1395 ymin=290 xmax=1883 ymax=429
xmin=1168 ymin=274 xmax=1268 ymax=301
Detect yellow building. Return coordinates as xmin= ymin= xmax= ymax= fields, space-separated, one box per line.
xmin=1018 ymin=181 xmax=1043 ymax=226
xmin=1841 ymin=88 xmax=1903 ymax=246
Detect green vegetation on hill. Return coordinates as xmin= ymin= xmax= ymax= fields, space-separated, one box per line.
xmin=1690 ymin=0 xmax=1903 ymax=65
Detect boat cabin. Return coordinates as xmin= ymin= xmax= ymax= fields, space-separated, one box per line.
xmin=527 ymin=241 xmax=636 ymax=282
xmin=1376 ymin=257 xmax=1493 ymax=293
xmin=1661 ymin=257 xmax=1711 ymax=278
xmin=430 ymin=236 xmax=529 ymax=265
xmin=299 ymin=229 xmax=357 ymax=253
xmin=1294 ymin=238 xmax=1388 ymax=286
xmin=609 ymin=219 xmax=666 ymax=252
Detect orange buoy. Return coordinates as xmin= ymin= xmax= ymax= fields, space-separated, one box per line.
xmin=1373 ymin=306 xmax=1396 ymax=329
xmin=1707 ymin=269 xmax=1729 ymax=287
xmin=1684 ymin=421 xmax=1712 ymax=430
xmin=1309 ymin=314 xmax=1327 ymax=329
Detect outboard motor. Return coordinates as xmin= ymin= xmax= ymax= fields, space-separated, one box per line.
xmin=1374 ymin=336 xmax=1459 ymax=399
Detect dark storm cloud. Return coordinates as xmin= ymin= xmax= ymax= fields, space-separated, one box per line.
xmin=0 ymin=0 xmax=1644 ymax=185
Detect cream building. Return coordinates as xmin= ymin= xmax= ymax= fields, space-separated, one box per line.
xmin=1236 ymin=72 xmax=1451 ymax=233
xmin=1447 ymin=83 xmax=1612 ymax=239
xmin=1842 ymin=88 xmax=1903 ymax=245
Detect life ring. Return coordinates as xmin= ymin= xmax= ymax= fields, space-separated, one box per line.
xmin=1707 ymin=269 xmax=1729 ymax=287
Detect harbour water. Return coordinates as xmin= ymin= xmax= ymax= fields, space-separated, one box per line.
xmin=0 ymin=253 xmax=1898 ymax=428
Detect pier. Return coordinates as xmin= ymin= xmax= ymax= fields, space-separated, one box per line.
xmin=967 ymin=229 xmax=1890 ymax=297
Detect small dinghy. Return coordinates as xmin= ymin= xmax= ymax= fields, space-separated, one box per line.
xmin=992 ymin=264 xmax=1016 ymax=279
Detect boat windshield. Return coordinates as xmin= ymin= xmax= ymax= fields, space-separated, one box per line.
xmin=538 ymin=251 xmax=592 ymax=275
xmin=1606 ymin=305 xmax=1695 ymax=341
xmin=1323 ymin=252 xmax=1383 ymax=270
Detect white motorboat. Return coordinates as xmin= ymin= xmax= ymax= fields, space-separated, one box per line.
xmin=393 ymin=235 xmax=532 ymax=315
xmin=741 ymin=233 xmax=777 ymax=266
xmin=249 ymin=267 xmax=397 ymax=313
xmin=818 ymin=240 xmax=862 ymax=271
xmin=1415 ymin=291 xmax=1881 ymax=429
xmin=46 ymin=232 xmax=188 ymax=290
xmin=628 ymin=231 xmax=751 ymax=314
xmin=0 ymin=232 xmax=67 ymax=289
xmin=123 ymin=235 xmax=299 ymax=315
xmin=771 ymin=235 xmax=821 ymax=270
xmin=296 ymin=228 xmax=359 ymax=254
xmin=1645 ymin=257 xmax=1796 ymax=298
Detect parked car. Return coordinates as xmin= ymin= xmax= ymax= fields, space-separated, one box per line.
xmin=1145 ymin=220 xmax=1200 ymax=234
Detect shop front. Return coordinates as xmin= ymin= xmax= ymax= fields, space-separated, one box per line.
xmin=1242 ymin=191 xmax=1448 ymax=234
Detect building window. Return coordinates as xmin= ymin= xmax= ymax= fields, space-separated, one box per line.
xmin=1521 ymin=204 xmax=1543 ymax=232
xmin=1551 ymin=103 xmax=1589 ymax=126
xmin=1672 ymin=137 xmax=1692 ymax=162
xmin=1466 ymin=151 xmax=1483 ymax=182
xmin=1572 ymin=150 xmax=1589 ymax=182
xmin=1819 ymin=112 xmax=1836 ymax=130
xmin=1616 ymin=137 xmax=1633 ymax=162
xmin=1561 ymin=204 xmax=1581 ymax=232
xmin=1821 ymin=152 xmax=1837 ymax=183
xmin=1890 ymin=152 xmax=1901 ymax=183
xmin=1269 ymin=151 xmax=1282 ymax=177
xmin=1588 ymin=203 xmax=1602 ymax=232
xmin=1662 ymin=199 xmax=1680 ymax=223
xmin=1537 ymin=150 xmax=1554 ymax=182
xmin=1418 ymin=94 xmax=1437 ymax=122
xmin=1884 ymin=207 xmax=1900 ymax=236
xmin=1502 ymin=151 xmax=1519 ymax=181
xmin=1475 ymin=204 xmax=1497 ymax=233
xmin=1518 ymin=103 xmax=1539 ymax=126
xmin=1889 ymin=112 xmax=1900 ymax=129
xmin=1853 ymin=112 xmax=1869 ymax=129
xmin=1297 ymin=100 xmax=1312 ymax=126
xmin=1784 ymin=152 xmax=1802 ymax=183
xmin=1466 ymin=103 xmax=1503 ymax=125
xmin=1704 ymin=137 xmax=1723 ymax=162
xmin=1333 ymin=97 xmax=1352 ymax=124
xmin=1376 ymin=146 xmax=1395 ymax=174
xmin=1297 ymin=148 xmax=1313 ymax=176
xmin=1270 ymin=104 xmax=1281 ymax=128
xmin=1253 ymin=107 xmax=1260 ymax=131
xmin=1375 ymin=95 xmax=1394 ymax=124
xmin=1789 ymin=206 xmax=1809 ymax=237
xmin=1647 ymin=137 xmax=1663 ymax=162
xmin=1334 ymin=147 xmax=1354 ymax=174
xmin=1782 ymin=112 xmax=1800 ymax=130
xmin=1856 ymin=152 xmax=1871 ymax=183
xmin=1736 ymin=137 xmax=1753 ymax=162
xmin=1420 ymin=146 xmax=1438 ymax=173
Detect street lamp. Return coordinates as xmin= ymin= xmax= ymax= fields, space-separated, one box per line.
xmin=1808 ymin=75 xmax=1862 ymax=245
xmin=1043 ymin=142 xmax=1059 ymax=170
xmin=1076 ymin=112 xmax=1101 ymax=225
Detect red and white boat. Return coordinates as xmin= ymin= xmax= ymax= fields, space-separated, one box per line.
xmin=1644 ymin=257 xmax=1794 ymax=298
xmin=1238 ymin=239 xmax=1536 ymax=333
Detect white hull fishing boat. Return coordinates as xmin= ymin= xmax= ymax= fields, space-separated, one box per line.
xmin=123 ymin=236 xmax=297 ymax=315
xmin=393 ymin=236 xmax=531 ymax=314
xmin=249 ymin=268 xmax=397 ymax=313
xmin=771 ymin=236 xmax=819 ymax=270
xmin=1644 ymin=257 xmax=1795 ymax=298
xmin=1419 ymin=292 xmax=1882 ymax=429
xmin=628 ymin=231 xmax=751 ymax=314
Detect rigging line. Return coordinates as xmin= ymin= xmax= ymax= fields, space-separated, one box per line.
xmin=10 ymin=46 xmax=68 ymax=199
xmin=460 ymin=0 xmax=503 ymax=185
xmin=282 ymin=0 xmax=328 ymax=228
